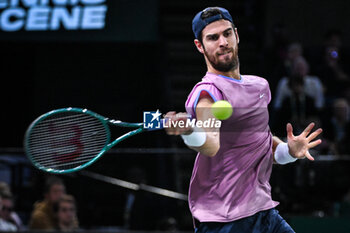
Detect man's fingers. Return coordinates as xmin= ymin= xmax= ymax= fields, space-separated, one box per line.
xmin=307 ymin=128 xmax=323 ymax=142
xmin=164 ymin=112 xmax=177 ymax=135
xmin=286 ymin=123 xmax=294 ymax=139
xmin=176 ymin=112 xmax=190 ymax=118
xmin=164 ymin=111 xmax=193 ymax=136
xmin=302 ymin=122 xmax=315 ymax=136
xmin=305 ymin=150 xmax=315 ymax=161
xmin=164 ymin=112 xmax=189 ymax=122
xmin=308 ymin=139 xmax=322 ymax=149
xmin=164 ymin=111 xmax=176 ymax=117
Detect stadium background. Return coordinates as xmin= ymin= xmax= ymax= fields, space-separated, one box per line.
xmin=1 ymin=0 xmax=350 ymax=232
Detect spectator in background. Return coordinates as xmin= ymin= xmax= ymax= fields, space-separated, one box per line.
xmin=273 ymin=56 xmax=324 ymax=115
xmin=272 ymin=56 xmax=323 ymax=137
xmin=324 ymin=29 xmax=343 ymax=49
xmin=0 ymin=183 xmax=10 ymax=195
xmin=310 ymin=29 xmax=350 ymax=102
xmin=322 ymin=98 xmax=350 ymax=155
xmin=265 ymin=42 xmax=304 ymax=96
xmin=0 ymin=194 xmax=16 ymax=231
xmin=273 ymin=42 xmax=304 ymax=81
xmin=306 ymin=29 xmax=347 ymax=71
xmin=53 ymin=195 xmax=79 ymax=231
xmin=29 ymin=176 xmax=66 ymax=230
xmin=316 ymin=46 xmax=350 ymax=101
xmin=0 ymin=192 xmax=23 ymax=231
xmin=273 ymin=73 xmax=320 ymax=137
xmin=0 ymin=182 xmax=23 ymax=231
xmin=284 ymin=43 xmax=303 ymax=75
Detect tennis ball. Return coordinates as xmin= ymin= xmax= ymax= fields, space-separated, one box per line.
xmin=211 ymin=100 xmax=233 ymax=120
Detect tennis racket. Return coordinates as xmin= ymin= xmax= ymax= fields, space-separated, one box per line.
xmin=24 ymin=107 xmax=164 ymax=174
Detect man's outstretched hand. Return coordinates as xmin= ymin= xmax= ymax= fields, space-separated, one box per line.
xmin=287 ymin=122 xmax=323 ymax=161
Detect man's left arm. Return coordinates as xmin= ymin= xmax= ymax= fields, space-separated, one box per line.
xmin=272 ymin=122 xmax=323 ymax=164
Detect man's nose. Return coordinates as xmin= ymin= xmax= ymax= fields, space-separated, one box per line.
xmin=219 ymin=35 xmax=228 ymax=47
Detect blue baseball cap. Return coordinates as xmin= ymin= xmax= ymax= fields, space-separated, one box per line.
xmin=192 ymin=7 xmax=234 ymax=39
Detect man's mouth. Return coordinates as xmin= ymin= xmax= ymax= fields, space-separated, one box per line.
xmin=218 ymin=50 xmax=232 ymax=56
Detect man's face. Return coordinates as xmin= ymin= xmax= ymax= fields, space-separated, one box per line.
xmin=0 ymin=198 xmax=13 ymax=220
xmin=47 ymin=184 xmax=65 ymax=204
xmin=200 ymin=20 xmax=239 ymax=72
xmin=57 ymin=201 xmax=76 ymax=225
xmin=293 ymin=60 xmax=308 ymax=77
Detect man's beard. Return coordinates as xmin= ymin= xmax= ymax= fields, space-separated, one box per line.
xmin=204 ymin=46 xmax=239 ymax=72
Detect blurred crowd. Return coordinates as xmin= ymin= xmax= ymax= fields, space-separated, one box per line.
xmin=0 ymin=178 xmax=78 ymax=232
xmin=0 ymin=174 xmax=179 ymax=232
xmin=263 ymin=27 xmax=350 ymax=156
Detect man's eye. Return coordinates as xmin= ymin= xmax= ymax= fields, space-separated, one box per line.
xmin=208 ymin=35 xmax=218 ymax=40
xmin=224 ymin=31 xmax=232 ymax=37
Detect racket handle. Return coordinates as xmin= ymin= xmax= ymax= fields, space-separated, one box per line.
xmin=144 ymin=118 xmax=166 ymax=131
xmin=144 ymin=114 xmax=192 ymax=131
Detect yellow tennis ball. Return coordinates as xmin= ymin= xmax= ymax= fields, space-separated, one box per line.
xmin=211 ymin=100 xmax=233 ymax=120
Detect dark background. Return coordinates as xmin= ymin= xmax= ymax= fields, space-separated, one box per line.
xmin=1 ymin=0 xmax=350 ymax=232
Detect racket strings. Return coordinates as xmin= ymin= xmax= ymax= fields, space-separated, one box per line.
xmin=29 ymin=127 xmax=105 ymax=143
xmin=27 ymin=112 xmax=109 ymax=171
xmin=28 ymin=115 xmax=102 ymax=138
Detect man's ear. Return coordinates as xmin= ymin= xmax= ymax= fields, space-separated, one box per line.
xmin=194 ymin=39 xmax=204 ymax=54
xmin=234 ymin=28 xmax=240 ymax=44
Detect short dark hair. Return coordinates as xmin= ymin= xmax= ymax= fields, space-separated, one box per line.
xmin=198 ymin=7 xmax=235 ymax=43
xmin=44 ymin=176 xmax=65 ymax=194
xmin=0 ymin=182 xmax=12 ymax=197
xmin=0 ymin=190 xmax=13 ymax=200
xmin=201 ymin=7 xmax=223 ymax=19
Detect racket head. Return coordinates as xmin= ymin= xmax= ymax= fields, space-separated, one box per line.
xmin=24 ymin=108 xmax=111 ymax=174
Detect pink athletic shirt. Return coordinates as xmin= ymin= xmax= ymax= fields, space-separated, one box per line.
xmin=185 ymin=72 xmax=279 ymax=223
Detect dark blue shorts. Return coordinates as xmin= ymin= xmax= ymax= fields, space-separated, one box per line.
xmin=195 ymin=208 xmax=295 ymax=233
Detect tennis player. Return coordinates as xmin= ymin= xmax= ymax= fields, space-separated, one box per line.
xmin=164 ymin=7 xmax=323 ymax=233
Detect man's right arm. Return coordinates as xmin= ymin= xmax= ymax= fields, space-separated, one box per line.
xmin=164 ymin=96 xmax=220 ymax=157
xmin=190 ymin=96 xmax=220 ymax=156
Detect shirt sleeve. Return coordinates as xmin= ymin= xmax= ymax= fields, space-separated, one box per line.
xmin=185 ymin=83 xmax=223 ymax=118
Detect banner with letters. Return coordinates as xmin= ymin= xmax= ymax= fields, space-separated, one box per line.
xmin=0 ymin=0 xmax=158 ymax=41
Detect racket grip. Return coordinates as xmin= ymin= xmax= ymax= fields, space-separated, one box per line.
xmin=144 ymin=114 xmax=192 ymax=131
xmin=144 ymin=118 xmax=166 ymax=131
